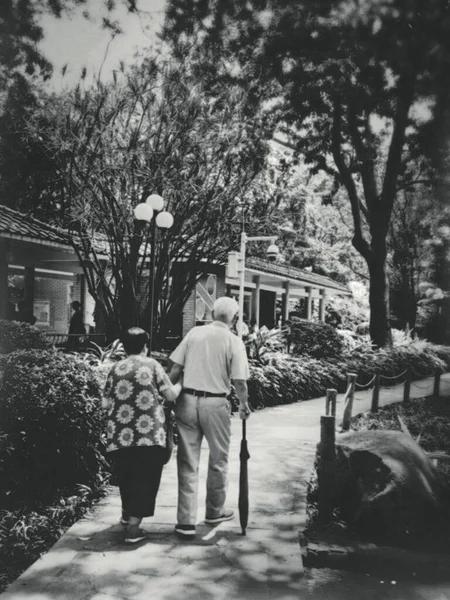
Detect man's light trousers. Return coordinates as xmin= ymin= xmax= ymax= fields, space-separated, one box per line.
xmin=175 ymin=393 xmax=231 ymax=525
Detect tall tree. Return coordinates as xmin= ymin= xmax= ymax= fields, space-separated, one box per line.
xmin=163 ymin=0 xmax=450 ymax=347
xmin=26 ymin=56 xmax=278 ymax=343
xmin=387 ymin=186 xmax=437 ymax=332
xmin=0 ymin=74 xmax=60 ymax=213
xmin=0 ymin=0 xmax=137 ymax=87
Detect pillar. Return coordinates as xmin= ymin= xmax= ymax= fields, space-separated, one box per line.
xmin=319 ymin=289 xmax=327 ymax=321
xmin=306 ymin=286 xmax=313 ymax=321
xmin=24 ymin=266 xmax=35 ymax=316
xmin=281 ymin=280 xmax=290 ymax=324
xmin=0 ymin=241 xmax=8 ymax=319
xmin=251 ymin=275 xmax=260 ymax=326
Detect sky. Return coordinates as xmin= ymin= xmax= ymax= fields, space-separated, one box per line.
xmin=38 ymin=0 xmax=166 ymax=90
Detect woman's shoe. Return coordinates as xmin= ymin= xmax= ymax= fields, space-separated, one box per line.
xmin=124 ymin=527 xmax=147 ymax=544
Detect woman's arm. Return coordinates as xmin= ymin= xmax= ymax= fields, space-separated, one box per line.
xmin=162 ymin=381 xmax=183 ymax=405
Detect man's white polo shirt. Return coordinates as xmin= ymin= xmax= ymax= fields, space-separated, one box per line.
xmin=169 ymin=321 xmax=249 ymax=395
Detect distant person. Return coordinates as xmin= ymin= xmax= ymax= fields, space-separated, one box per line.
xmin=169 ymin=296 xmax=251 ymax=538
xmin=17 ymin=300 xmax=37 ymax=325
xmin=7 ymin=301 xmax=17 ymax=321
xmin=103 ymin=327 xmax=182 ymax=544
xmin=67 ymin=301 xmax=86 ymax=350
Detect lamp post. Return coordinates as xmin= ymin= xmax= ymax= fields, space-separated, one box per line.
xmin=236 ymin=231 xmax=279 ymax=339
xmin=134 ymin=194 xmax=174 ymax=354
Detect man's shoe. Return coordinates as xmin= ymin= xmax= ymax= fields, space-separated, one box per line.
xmin=124 ymin=528 xmax=147 ymax=544
xmin=175 ymin=524 xmax=196 ymax=537
xmin=204 ymin=509 xmax=235 ymax=525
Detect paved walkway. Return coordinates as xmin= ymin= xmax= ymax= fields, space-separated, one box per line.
xmin=2 ymin=373 xmax=450 ymax=600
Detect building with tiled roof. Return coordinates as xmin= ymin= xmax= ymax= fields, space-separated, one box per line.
xmin=1 ymin=205 xmax=349 ymax=339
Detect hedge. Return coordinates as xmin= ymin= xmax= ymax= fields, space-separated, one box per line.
xmin=288 ymin=318 xmax=343 ymax=359
xmin=0 ymin=320 xmax=51 ymax=354
xmin=229 ymin=341 xmax=450 ymax=412
xmin=0 ymin=350 xmax=107 ymax=507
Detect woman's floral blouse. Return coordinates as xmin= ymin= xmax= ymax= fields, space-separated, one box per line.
xmin=104 ymin=355 xmax=172 ymax=452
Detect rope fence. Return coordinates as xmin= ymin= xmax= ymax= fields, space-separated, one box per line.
xmin=327 ymin=368 xmax=445 ymax=431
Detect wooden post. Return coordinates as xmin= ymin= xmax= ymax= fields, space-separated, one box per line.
xmin=434 ymin=372 xmax=441 ymax=397
xmin=403 ymin=368 xmax=412 ymax=403
xmin=371 ymin=374 xmax=380 ymax=413
xmin=326 ymin=389 xmax=337 ymax=417
xmin=318 ymin=415 xmax=336 ymax=523
xmin=341 ymin=373 xmax=357 ymax=431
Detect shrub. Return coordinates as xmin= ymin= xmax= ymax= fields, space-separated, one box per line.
xmin=228 ymin=341 xmax=449 ymax=413
xmin=288 ymin=318 xmax=343 ymax=358
xmin=245 ymin=326 xmax=285 ymax=361
xmin=0 ymin=480 xmax=109 ymax=592
xmin=0 ymin=320 xmax=51 ymax=354
xmin=325 ymin=281 xmax=370 ymax=332
xmin=0 ymin=350 xmax=107 ymax=507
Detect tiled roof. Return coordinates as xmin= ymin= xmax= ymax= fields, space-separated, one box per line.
xmin=0 ymin=205 xmax=70 ymax=247
xmin=246 ymin=256 xmax=350 ymax=294
xmin=0 ymin=205 xmax=108 ymax=255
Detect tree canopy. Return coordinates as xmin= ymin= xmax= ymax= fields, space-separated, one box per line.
xmin=0 ymin=0 xmax=137 ymax=87
xmin=25 ymin=55 xmax=281 ymax=342
xmin=163 ymin=0 xmax=450 ymax=346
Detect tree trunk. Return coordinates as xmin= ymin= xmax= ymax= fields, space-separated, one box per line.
xmin=368 ymin=258 xmax=391 ymax=347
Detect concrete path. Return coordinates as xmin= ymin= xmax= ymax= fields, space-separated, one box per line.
xmin=2 ymin=373 xmax=450 ymax=600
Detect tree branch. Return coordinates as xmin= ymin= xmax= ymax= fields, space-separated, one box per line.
xmin=331 ymin=97 xmax=371 ymax=262
xmin=381 ymin=72 xmax=417 ymax=223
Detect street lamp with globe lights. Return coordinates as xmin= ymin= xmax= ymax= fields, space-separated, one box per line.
xmin=134 ymin=193 xmax=174 ymax=354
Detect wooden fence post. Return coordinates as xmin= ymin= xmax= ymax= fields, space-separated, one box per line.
xmin=403 ymin=368 xmax=411 ymax=402
xmin=341 ymin=373 xmax=357 ymax=431
xmin=434 ymin=372 xmax=441 ymax=397
xmin=318 ymin=414 xmax=336 ymax=523
xmin=371 ymin=374 xmax=380 ymax=413
xmin=326 ymin=389 xmax=337 ymax=417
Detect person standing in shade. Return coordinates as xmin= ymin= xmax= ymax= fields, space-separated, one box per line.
xmin=169 ymin=296 xmax=251 ymax=538
xmin=67 ymin=301 xmax=86 ymax=350
xmin=103 ymin=327 xmax=182 ymax=544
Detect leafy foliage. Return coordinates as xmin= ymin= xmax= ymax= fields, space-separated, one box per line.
xmin=288 ymin=318 xmax=344 ymax=359
xmin=85 ymin=339 xmax=126 ymax=363
xmin=245 ymin=325 xmax=285 ymax=361
xmin=0 ymin=0 xmax=137 ymax=88
xmin=163 ymin=0 xmax=450 ymax=347
xmin=25 ymin=56 xmax=280 ymax=343
xmin=325 ymin=281 xmax=370 ymax=332
xmin=0 ymin=480 xmax=109 ymax=593
xmin=228 ymin=342 xmax=449 ymax=412
xmin=0 ymin=319 xmax=51 ymax=354
xmin=0 ymin=350 xmax=107 ymax=507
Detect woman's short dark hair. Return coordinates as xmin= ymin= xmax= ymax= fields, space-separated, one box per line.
xmin=121 ymin=327 xmax=149 ymax=355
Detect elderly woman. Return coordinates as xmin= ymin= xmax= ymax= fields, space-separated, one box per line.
xmin=103 ymin=327 xmax=182 ymax=544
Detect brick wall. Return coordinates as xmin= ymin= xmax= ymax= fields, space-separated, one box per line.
xmin=34 ymin=276 xmax=71 ymax=330
xmin=182 ymin=288 xmax=196 ymax=338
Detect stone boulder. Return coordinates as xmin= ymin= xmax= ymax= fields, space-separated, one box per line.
xmin=330 ymin=430 xmax=450 ymax=536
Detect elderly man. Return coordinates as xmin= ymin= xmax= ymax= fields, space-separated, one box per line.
xmin=169 ymin=296 xmax=251 ymax=538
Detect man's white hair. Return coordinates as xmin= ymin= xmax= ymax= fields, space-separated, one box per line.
xmin=213 ymin=296 xmax=239 ymax=324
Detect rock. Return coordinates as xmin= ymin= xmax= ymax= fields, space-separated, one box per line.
xmin=328 ymin=430 xmax=449 ymax=535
